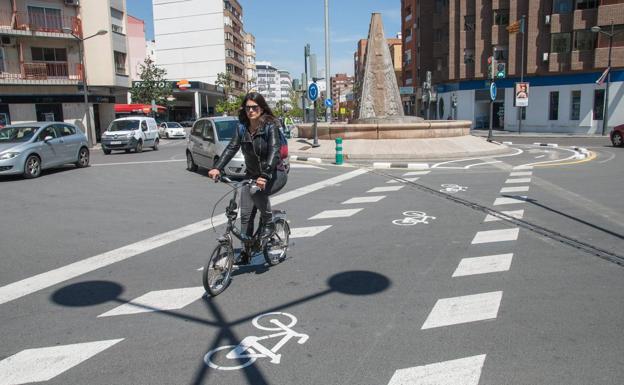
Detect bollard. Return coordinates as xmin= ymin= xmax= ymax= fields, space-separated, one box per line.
xmin=335 ymin=137 xmax=343 ymax=165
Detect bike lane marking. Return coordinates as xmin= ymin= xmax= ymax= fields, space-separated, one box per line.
xmin=0 ymin=168 xmax=369 ymax=306
xmin=387 ymin=354 xmax=486 ymax=385
xmin=509 ymin=171 xmax=532 ymax=177
xmin=367 ymin=185 xmax=404 ymax=193
xmin=471 ymin=228 xmax=520 ymax=244
xmin=97 ymin=287 xmax=205 ymax=317
xmin=452 ymin=253 xmax=514 ymax=277
xmin=505 ymin=177 xmax=532 ymax=184
xmin=289 ymin=225 xmax=333 ymax=239
xmin=403 ymin=171 xmax=431 ymax=176
xmin=493 ymin=196 xmax=528 ymax=206
xmin=484 ymin=210 xmax=525 ymax=222
xmin=342 ymin=196 xmax=386 ymax=204
xmin=421 ymin=291 xmax=503 ymax=329
xmin=386 ymin=177 xmax=420 ymax=183
xmin=500 ymin=186 xmax=529 ymax=193
xmin=308 ymin=208 xmax=364 ymax=220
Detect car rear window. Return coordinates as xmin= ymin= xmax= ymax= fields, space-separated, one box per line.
xmin=215 ymin=120 xmax=239 ymax=140
xmin=109 ymin=120 xmax=140 ymax=131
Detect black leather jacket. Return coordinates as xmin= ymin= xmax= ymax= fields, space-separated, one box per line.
xmin=214 ymin=119 xmax=281 ymax=180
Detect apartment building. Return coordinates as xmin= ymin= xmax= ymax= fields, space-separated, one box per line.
xmin=0 ymin=0 xmax=129 ymax=143
xmin=278 ymin=70 xmax=292 ymax=108
xmin=402 ymin=0 xmax=624 ymax=133
xmin=243 ymin=31 xmax=256 ymax=91
xmin=330 ymin=73 xmax=355 ymax=117
xmin=153 ymin=0 xmax=246 ymax=118
xmin=127 ymin=15 xmax=146 ymax=81
xmin=255 ymin=61 xmax=292 ymax=108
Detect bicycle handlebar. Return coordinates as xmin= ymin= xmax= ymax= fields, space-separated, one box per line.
xmin=216 ymin=175 xmax=255 ymax=188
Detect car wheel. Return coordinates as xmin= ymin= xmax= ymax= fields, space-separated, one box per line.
xmin=76 ymin=147 xmax=90 ymax=168
xmin=153 ymin=138 xmax=159 ymax=151
xmin=612 ymin=132 xmax=623 ymax=147
xmin=187 ymin=151 xmax=198 ymax=172
xmin=135 ymin=140 xmax=143 ymax=153
xmin=103 ymin=149 xmax=111 ymax=155
xmin=23 ymin=154 xmax=41 ymax=179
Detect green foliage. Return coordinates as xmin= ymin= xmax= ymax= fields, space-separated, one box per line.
xmin=129 ymin=57 xmax=172 ymax=105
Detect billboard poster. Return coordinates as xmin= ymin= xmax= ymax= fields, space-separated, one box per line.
xmin=515 ymin=82 xmax=529 ymax=107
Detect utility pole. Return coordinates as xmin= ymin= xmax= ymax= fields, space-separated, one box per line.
xmin=324 ymin=0 xmax=332 ymax=123
xmin=518 ymin=15 xmax=526 ymax=134
xmin=303 ymin=44 xmax=310 ymax=123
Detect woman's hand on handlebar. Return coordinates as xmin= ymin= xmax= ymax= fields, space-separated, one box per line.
xmin=256 ymin=177 xmax=267 ymax=190
xmin=208 ymin=169 xmax=221 ymax=181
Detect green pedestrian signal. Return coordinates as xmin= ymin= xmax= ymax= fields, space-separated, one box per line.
xmin=496 ymin=63 xmax=506 ymax=78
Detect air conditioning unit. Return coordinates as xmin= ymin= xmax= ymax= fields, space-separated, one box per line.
xmin=64 ymin=0 xmax=79 ymax=6
xmin=0 ymin=35 xmax=14 ymax=46
xmin=545 ymin=15 xmax=551 ymax=25
xmin=542 ymin=52 xmax=549 ymax=62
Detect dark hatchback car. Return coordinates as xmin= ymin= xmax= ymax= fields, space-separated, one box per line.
xmin=610 ymin=124 xmax=623 ymax=147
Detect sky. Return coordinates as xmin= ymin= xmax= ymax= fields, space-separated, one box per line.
xmin=126 ymin=0 xmax=402 ymax=79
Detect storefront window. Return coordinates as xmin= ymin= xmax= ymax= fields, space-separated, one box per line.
xmin=593 ymin=89 xmax=604 ymax=120
xmin=570 ymin=90 xmax=581 ymax=120
xmin=549 ymin=91 xmax=559 ymax=120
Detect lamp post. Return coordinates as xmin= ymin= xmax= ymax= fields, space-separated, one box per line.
xmin=68 ymin=29 xmax=107 ymax=147
xmin=591 ymin=21 xmax=624 ymax=136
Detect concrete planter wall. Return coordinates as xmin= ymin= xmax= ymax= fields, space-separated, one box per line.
xmin=297 ymin=120 xmax=472 ymax=140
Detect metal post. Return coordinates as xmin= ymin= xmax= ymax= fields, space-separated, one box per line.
xmin=518 ymin=14 xmax=526 ymax=134
xmin=488 ymin=99 xmax=493 ymax=141
xmin=312 ymin=98 xmax=319 ymax=147
xmin=602 ymin=22 xmax=613 ymax=136
xmin=78 ymin=41 xmax=93 ymax=147
xmin=303 ymin=45 xmax=309 ymax=123
xmin=324 ymin=0 xmax=332 ymax=123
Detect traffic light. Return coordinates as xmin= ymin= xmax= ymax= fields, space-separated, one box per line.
xmin=487 ymin=56 xmax=496 ymax=79
xmin=496 ymin=62 xmax=506 ymax=78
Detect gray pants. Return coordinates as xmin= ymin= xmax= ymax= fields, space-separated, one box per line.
xmin=240 ymin=170 xmax=288 ymax=237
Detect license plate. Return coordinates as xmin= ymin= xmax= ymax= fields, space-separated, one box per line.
xmin=111 ymin=141 xmax=122 ymax=145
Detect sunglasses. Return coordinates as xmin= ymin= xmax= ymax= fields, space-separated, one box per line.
xmin=245 ymin=105 xmax=260 ymax=112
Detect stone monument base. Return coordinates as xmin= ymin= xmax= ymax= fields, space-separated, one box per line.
xmin=296 ymin=120 xmax=471 ymax=140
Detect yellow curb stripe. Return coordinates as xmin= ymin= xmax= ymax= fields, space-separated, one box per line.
xmin=534 ymin=151 xmax=596 ymax=168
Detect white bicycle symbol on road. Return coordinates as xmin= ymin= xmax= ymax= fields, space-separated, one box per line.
xmin=204 ymin=312 xmax=309 ymax=370
xmin=392 ymin=211 xmax=436 ymax=226
xmin=440 ymin=184 xmax=468 ymax=193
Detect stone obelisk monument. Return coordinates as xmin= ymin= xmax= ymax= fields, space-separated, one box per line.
xmin=356 ymin=13 xmax=405 ymax=121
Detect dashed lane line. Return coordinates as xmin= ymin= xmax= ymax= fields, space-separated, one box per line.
xmin=421 ymin=291 xmax=503 ymax=329
xmin=452 ymin=254 xmax=514 ymax=277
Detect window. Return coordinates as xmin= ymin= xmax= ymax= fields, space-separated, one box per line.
xmin=114 ymin=51 xmax=126 ymax=75
xmin=38 ymin=126 xmax=57 ymax=141
xmin=570 ymin=90 xmax=581 ymax=120
xmin=596 ymin=25 xmax=624 ymax=48
xmin=31 ymin=47 xmax=67 ymax=62
xmin=494 ymin=46 xmax=508 ymax=61
xmin=435 ymin=0 xmax=448 ymax=13
xmin=551 ymin=32 xmax=571 ymax=53
xmin=464 ymin=15 xmax=475 ymax=31
xmin=111 ymin=7 xmax=124 ymax=34
xmin=463 ymin=49 xmax=475 ymax=64
xmin=494 ymin=9 xmax=509 ymax=26
xmin=553 ymin=0 xmax=573 ymax=13
xmin=575 ymin=0 xmax=598 ymax=10
xmin=56 ymin=124 xmax=76 ymax=136
xmin=549 ymin=92 xmax=559 ymax=120
xmin=574 ymin=30 xmax=594 ymax=51
xmin=0 ymin=47 xmax=5 ymax=72
xmin=593 ymin=89 xmax=604 ymax=120
xmin=27 ymin=6 xmax=62 ymax=31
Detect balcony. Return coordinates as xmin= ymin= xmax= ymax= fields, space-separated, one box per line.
xmin=0 ymin=61 xmax=82 ymax=85
xmin=0 ymin=11 xmax=82 ymax=38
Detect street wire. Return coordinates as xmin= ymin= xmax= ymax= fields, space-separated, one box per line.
xmin=371 ymin=169 xmax=624 ymax=267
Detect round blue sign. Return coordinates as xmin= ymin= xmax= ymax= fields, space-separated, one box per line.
xmin=308 ymin=83 xmax=319 ymax=101
xmin=490 ymin=82 xmax=497 ymax=101
xmin=325 ymin=98 xmax=333 ymax=108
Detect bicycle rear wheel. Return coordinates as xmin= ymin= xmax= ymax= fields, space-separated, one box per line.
xmin=263 ymin=218 xmax=290 ymax=266
xmin=203 ymin=243 xmax=234 ymax=296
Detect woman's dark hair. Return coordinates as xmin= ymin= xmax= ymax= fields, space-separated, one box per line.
xmin=238 ymin=92 xmax=278 ymax=127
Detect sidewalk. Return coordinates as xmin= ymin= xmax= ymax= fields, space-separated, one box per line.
xmin=471 ymin=129 xmax=609 ymax=138
xmin=288 ymin=135 xmax=511 ymax=163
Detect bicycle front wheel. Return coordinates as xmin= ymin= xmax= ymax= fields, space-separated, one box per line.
xmin=263 ymin=218 xmax=290 ymax=266
xmin=203 ymin=243 xmax=234 ymax=296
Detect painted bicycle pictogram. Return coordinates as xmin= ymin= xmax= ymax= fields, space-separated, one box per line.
xmin=392 ymin=211 xmax=436 ymax=226
xmin=204 ymin=312 xmax=309 ymax=370
xmin=440 ymin=184 xmax=468 ymax=193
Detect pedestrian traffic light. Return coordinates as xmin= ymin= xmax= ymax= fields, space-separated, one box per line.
xmin=496 ymin=62 xmax=506 ymax=78
xmin=488 ymin=56 xmax=497 ymax=79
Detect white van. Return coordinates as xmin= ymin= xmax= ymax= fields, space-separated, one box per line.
xmin=101 ymin=116 xmax=159 ymax=154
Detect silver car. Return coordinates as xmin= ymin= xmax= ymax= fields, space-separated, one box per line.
xmin=159 ymin=122 xmax=186 ymax=139
xmin=186 ymin=117 xmax=246 ymax=176
xmin=0 ymin=122 xmax=89 ymax=179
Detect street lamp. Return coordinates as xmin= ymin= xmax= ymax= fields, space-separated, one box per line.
xmin=591 ymin=21 xmax=624 ymax=136
xmin=65 ymin=28 xmax=107 ymax=147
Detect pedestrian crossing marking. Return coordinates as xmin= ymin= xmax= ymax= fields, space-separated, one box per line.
xmin=493 ymin=196 xmax=527 ymax=206
xmin=367 ymin=186 xmax=404 ymax=193
xmin=509 ymin=171 xmax=532 ymax=177
xmin=98 ymin=287 xmax=204 ymax=317
xmin=387 ymin=354 xmax=486 ymax=385
xmin=309 ymin=208 xmax=363 ymax=220
xmin=505 ymin=178 xmax=531 ymax=184
xmin=403 ymin=171 xmax=431 ymax=176
xmin=421 ymin=291 xmax=503 ymax=329
xmin=500 ymin=186 xmax=529 ymax=193
xmin=290 ymin=225 xmax=332 ymax=238
xmin=452 ymin=254 xmax=513 ymax=277
xmin=0 ymin=339 xmax=123 ymax=385
xmin=342 ymin=196 xmax=386 ymax=204
xmin=484 ymin=210 xmax=524 ymax=222
xmin=386 ymin=177 xmax=420 ymax=184
xmin=513 ymin=165 xmax=533 ymax=170
xmin=471 ymin=228 xmax=519 ymax=244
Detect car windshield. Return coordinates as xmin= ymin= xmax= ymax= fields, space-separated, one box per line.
xmin=108 ymin=120 xmax=139 ymax=131
xmin=0 ymin=126 xmax=39 ymax=143
xmin=166 ymin=122 xmax=182 ymax=128
xmin=215 ymin=120 xmax=239 ymax=140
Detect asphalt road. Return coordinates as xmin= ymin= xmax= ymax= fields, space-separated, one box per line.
xmin=0 ymin=137 xmax=622 ymax=385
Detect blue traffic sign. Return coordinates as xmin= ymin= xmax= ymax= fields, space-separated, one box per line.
xmin=490 ymin=82 xmax=497 ymax=101
xmin=308 ymin=83 xmax=319 ymax=101
xmin=325 ymin=98 xmax=333 ymax=108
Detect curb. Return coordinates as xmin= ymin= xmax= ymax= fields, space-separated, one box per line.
xmin=533 ymin=142 xmax=559 ymax=147
xmin=573 ymin=146 xmax=590 ymax=159
xmin=289 ymin=155 xmax=323 ymax=164
xmin=371 ymin=162 xmax=430 ymax=170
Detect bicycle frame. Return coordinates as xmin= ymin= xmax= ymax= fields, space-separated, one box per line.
xmin=218 ymin=176 xmax=264 ymax=252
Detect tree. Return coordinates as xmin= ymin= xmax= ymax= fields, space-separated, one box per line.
xmin=215 ymin=72 xmax=242 ymax=116
xmin=129 ymin=57 xmax=172 ymax=105
xmin=287 ymin=89 xmax=303 ymax=119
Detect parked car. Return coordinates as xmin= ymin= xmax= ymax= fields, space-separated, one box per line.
xmin=159 ymin=122 xmax=186 ymax=139
xmin=610 ymin=124 xmax=624 ymax=147
xmin=0 ymin=122 xmax=90 ymax=179
xmin=180 ymin=120 xmax=195 ymax=128
xmin=186 ymin=117 xmax=246 ymax=176
xmin=101 ymin=117 xmax=159 ymax=154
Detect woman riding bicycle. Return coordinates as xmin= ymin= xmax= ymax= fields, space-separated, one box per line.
xmin=208 ymin=92 xmax=288 ymax=264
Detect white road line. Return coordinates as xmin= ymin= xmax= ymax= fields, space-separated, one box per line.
xmin=98 ymin=287 xmax=204 ymax=317
xmin=403 ymin=171 xmax=430 ymax=176
xmin=513 ymin=165 xmax=534 ymax=170
xmin=509 ymin=171 xmax=532 ymax=177
xmin=465 ymin=160 xmax=502 ymax=169
xmin=505 ymin=178 xmax=531 ymax=184
xmin=0 ymin=339 xmax=124 ymax=385
xmin=500 ymin=186 xmax=529 ymax=193
xmin=290 ymin=225 xmax=332 ymax=238
xmin=452 ymin=253 xmax=513 ymax=277
xmin=342 ymin=196 xmax=386 ymax=204
xmin=387 ymin=354 xmax=486 ymax=385
xmin=92 ymin=159 xmax=186 ymax=166
xmin=493 ymin=196 xmax=527 ymax=206
xmin=431 ymin=147 xmax=523 ymax=169
xmin=289 ymin=163 xmax=324 ymax=169
xmin=387 ymin=177 xmax=419 ymax=183
xmin=471 ymin=228 xmax=519 ymax=244
xmin=367 ymin=185 xmax=404 ymax=193
xmin=484 ymin=210 xmax=524 ymax=222
xmin=0 ymin=168 xmax=368 ymax=306
xmin=421 ymin=291 xmax=503 ymax=329
xmin=309 ymin=208 xmax=363 ymax=220
xmin=535 ymin=155 xmax=546 ymax=159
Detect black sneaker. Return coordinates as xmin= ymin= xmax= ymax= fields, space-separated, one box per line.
xmin=261 ymin=223 xmax=275 ymax=239
xmin=234 ymin=250 xmax=251 ymax=265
